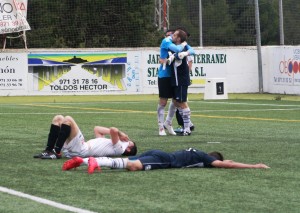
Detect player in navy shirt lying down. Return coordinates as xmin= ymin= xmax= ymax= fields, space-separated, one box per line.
xmin=62 ymin=147 xmax=270 ymax=174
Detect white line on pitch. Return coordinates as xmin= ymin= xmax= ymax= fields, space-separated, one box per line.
xmin=1 ymin=107 xmax=300 ymax=115
xmin=207 ymin=142 xmax=221 ymax=143
xmin=193 ymin=108 xmax=300 ymax=112
xmin=0 ymin=186 xmax=98 ymax=213
xmin=0 ymin=112 xmax=128 ymax=115
xmin=202 ymin=101 xmax=300 ymax=107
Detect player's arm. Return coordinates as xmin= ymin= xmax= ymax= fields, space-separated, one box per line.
xmin=187 ymin=56 xmax=193 ymax=71
xmin=94 ymin=126 xmax=110 ymax=138
xmin=109 ymin=127 xmax=129 ymax=145
xmin=176 ymin=45 xmax=195 ymax=60
xmin=211 ymin=160 xmax=270 ymax=169
xmin=185 ymin=44 xmax=195 ymax=55
xmin=159 ymin=41 xmax=169 ymax=67
xmin=168 ymin=41 xmax=187 ymax=53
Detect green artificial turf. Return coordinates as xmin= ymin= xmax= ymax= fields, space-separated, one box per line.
xmin=0 ymin=94 xmax=299 ymax=213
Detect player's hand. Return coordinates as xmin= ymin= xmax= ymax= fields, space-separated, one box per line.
xmin=178 ymin=51 xmax=189 ymax=59
xmin=119 ymin=132 xmax=129 ymax=142
xmin=255 ymin=163 xmax=270 ymax=169
xmin=167 ymin=54 xmax=175 ymax=65
xmin=159 ymin=58 xmax=167 ymax=64
xmin=181 ymin=41 xmax=187 ymax=47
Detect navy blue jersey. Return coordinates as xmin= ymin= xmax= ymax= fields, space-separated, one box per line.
xmin=170 ymin=47 xmax=191 ymax=86
xmin=169 ymin=148 xmax=216 ymax=168
xmin=129 ymin=148 xmax=217 ymax=171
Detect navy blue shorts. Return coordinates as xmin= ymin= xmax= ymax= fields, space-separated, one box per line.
xmin=129 ymin=150 xmax=172 ymax=170
xmin=158 ymin=77 xmax=173 ymax=98
xmin=173 ymin=85 xmax=188 ymax=103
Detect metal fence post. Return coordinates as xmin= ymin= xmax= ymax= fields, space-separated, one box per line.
xmin=199 ymin=0 xmax=203 ymax=47
xmin=254 ymin=0 xmax=263 ymax=93
xmin=279 ymin=0 xmax=284 ymax=45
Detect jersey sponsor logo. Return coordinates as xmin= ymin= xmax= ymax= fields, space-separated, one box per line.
xmin=144 ymin=165 xmax=152 ymax=170
xmin=185 ymin=148 xmax=197 ymax=152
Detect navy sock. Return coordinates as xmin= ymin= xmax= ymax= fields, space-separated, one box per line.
xmin=176 ymin=109 xmax=184 ymax=126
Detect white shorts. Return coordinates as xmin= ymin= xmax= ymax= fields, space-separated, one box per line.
xmin=62 ymin=131 xmax=89 ymax=158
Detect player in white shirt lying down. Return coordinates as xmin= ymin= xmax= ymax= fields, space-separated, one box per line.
xmin=33 ymin=115 xmax=137 ymax=159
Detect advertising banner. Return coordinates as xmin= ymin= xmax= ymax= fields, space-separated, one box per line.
xmin=273 ymin=47 xmax=300 ymax=86
xmin=28 ymin=52 xmax=141 ymax=95
xmin=0 ymin=0 xmax=30 ymax=34
xmin=0 ymin=53 xmax=27 ymax=90
xmin=142 ymin=49 xmax=227 ymax=89
xmin=27 ymin=49 xmax=228 ymax=95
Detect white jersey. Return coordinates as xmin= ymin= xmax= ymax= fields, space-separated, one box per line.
xmin=62 ymin=131 xmax=129 ymax=158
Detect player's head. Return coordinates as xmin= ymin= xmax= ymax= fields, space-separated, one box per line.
xmin=208 ymin=151 xmax=224 ymax=161
xmin=172 ymin=29 xmax=187 ymax=44
xmin=122 ymin=141 xmax=137 ymax=156
xmin=165 ymin=29 xmax=175 ymax=37
xmin=176 ymin=26 xmax=190 ymax=38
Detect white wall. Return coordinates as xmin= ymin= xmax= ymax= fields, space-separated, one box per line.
xmin=225 ymin=47 xmax=258 ymax=93
xmin=0 ymin=46 xmax=299 ymax=96
xmin=262 ymin=46 xmax=300 ymax=95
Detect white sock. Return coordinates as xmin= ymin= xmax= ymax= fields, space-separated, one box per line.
xmin=82 ymin=158 xmax=89 ymax=165
xmin=95 ymin=157 xmax=128 ymax=169
xmin=166 ymin=102 xmax=176 ymax=125
xmin=182 ymin=107 xmax=191 ymax=132
xmin=157 ymin=104 xmax=165 ymax=128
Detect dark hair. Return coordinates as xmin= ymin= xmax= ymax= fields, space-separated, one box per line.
xmin=165 ymin=29 xmax=175 ymax=36
xmin=122 ymin=142 xmax=137 ymax=156
xmin=175 ymin=29 xmax=187 ymax=42
xmin=208 ymin=151 xmax=224 ymax=161
xmin=176 ymin=26 xmax=190 ymax=37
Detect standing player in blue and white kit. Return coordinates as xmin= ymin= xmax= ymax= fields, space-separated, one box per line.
xmin=157 ymin=29 xmax=193 ymax=136
xmin=168 ymin=29 xmax=195 ymax=136
xmin=33 ymin=115 xmax=137 ymax=159
xmin=62 ymin=148 xmax=269 ymax=174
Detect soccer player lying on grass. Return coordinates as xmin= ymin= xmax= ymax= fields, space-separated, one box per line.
xmin=33 ymin=115 xmax=137 ymax=159
xmin=62 ymin=148 xmax=269 ymax=174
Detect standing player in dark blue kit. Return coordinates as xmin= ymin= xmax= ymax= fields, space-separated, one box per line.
xmin=62 ymin=148 xmax=269 ymax=174
xmin=168 ymin=29 xmax=195 ymax=136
